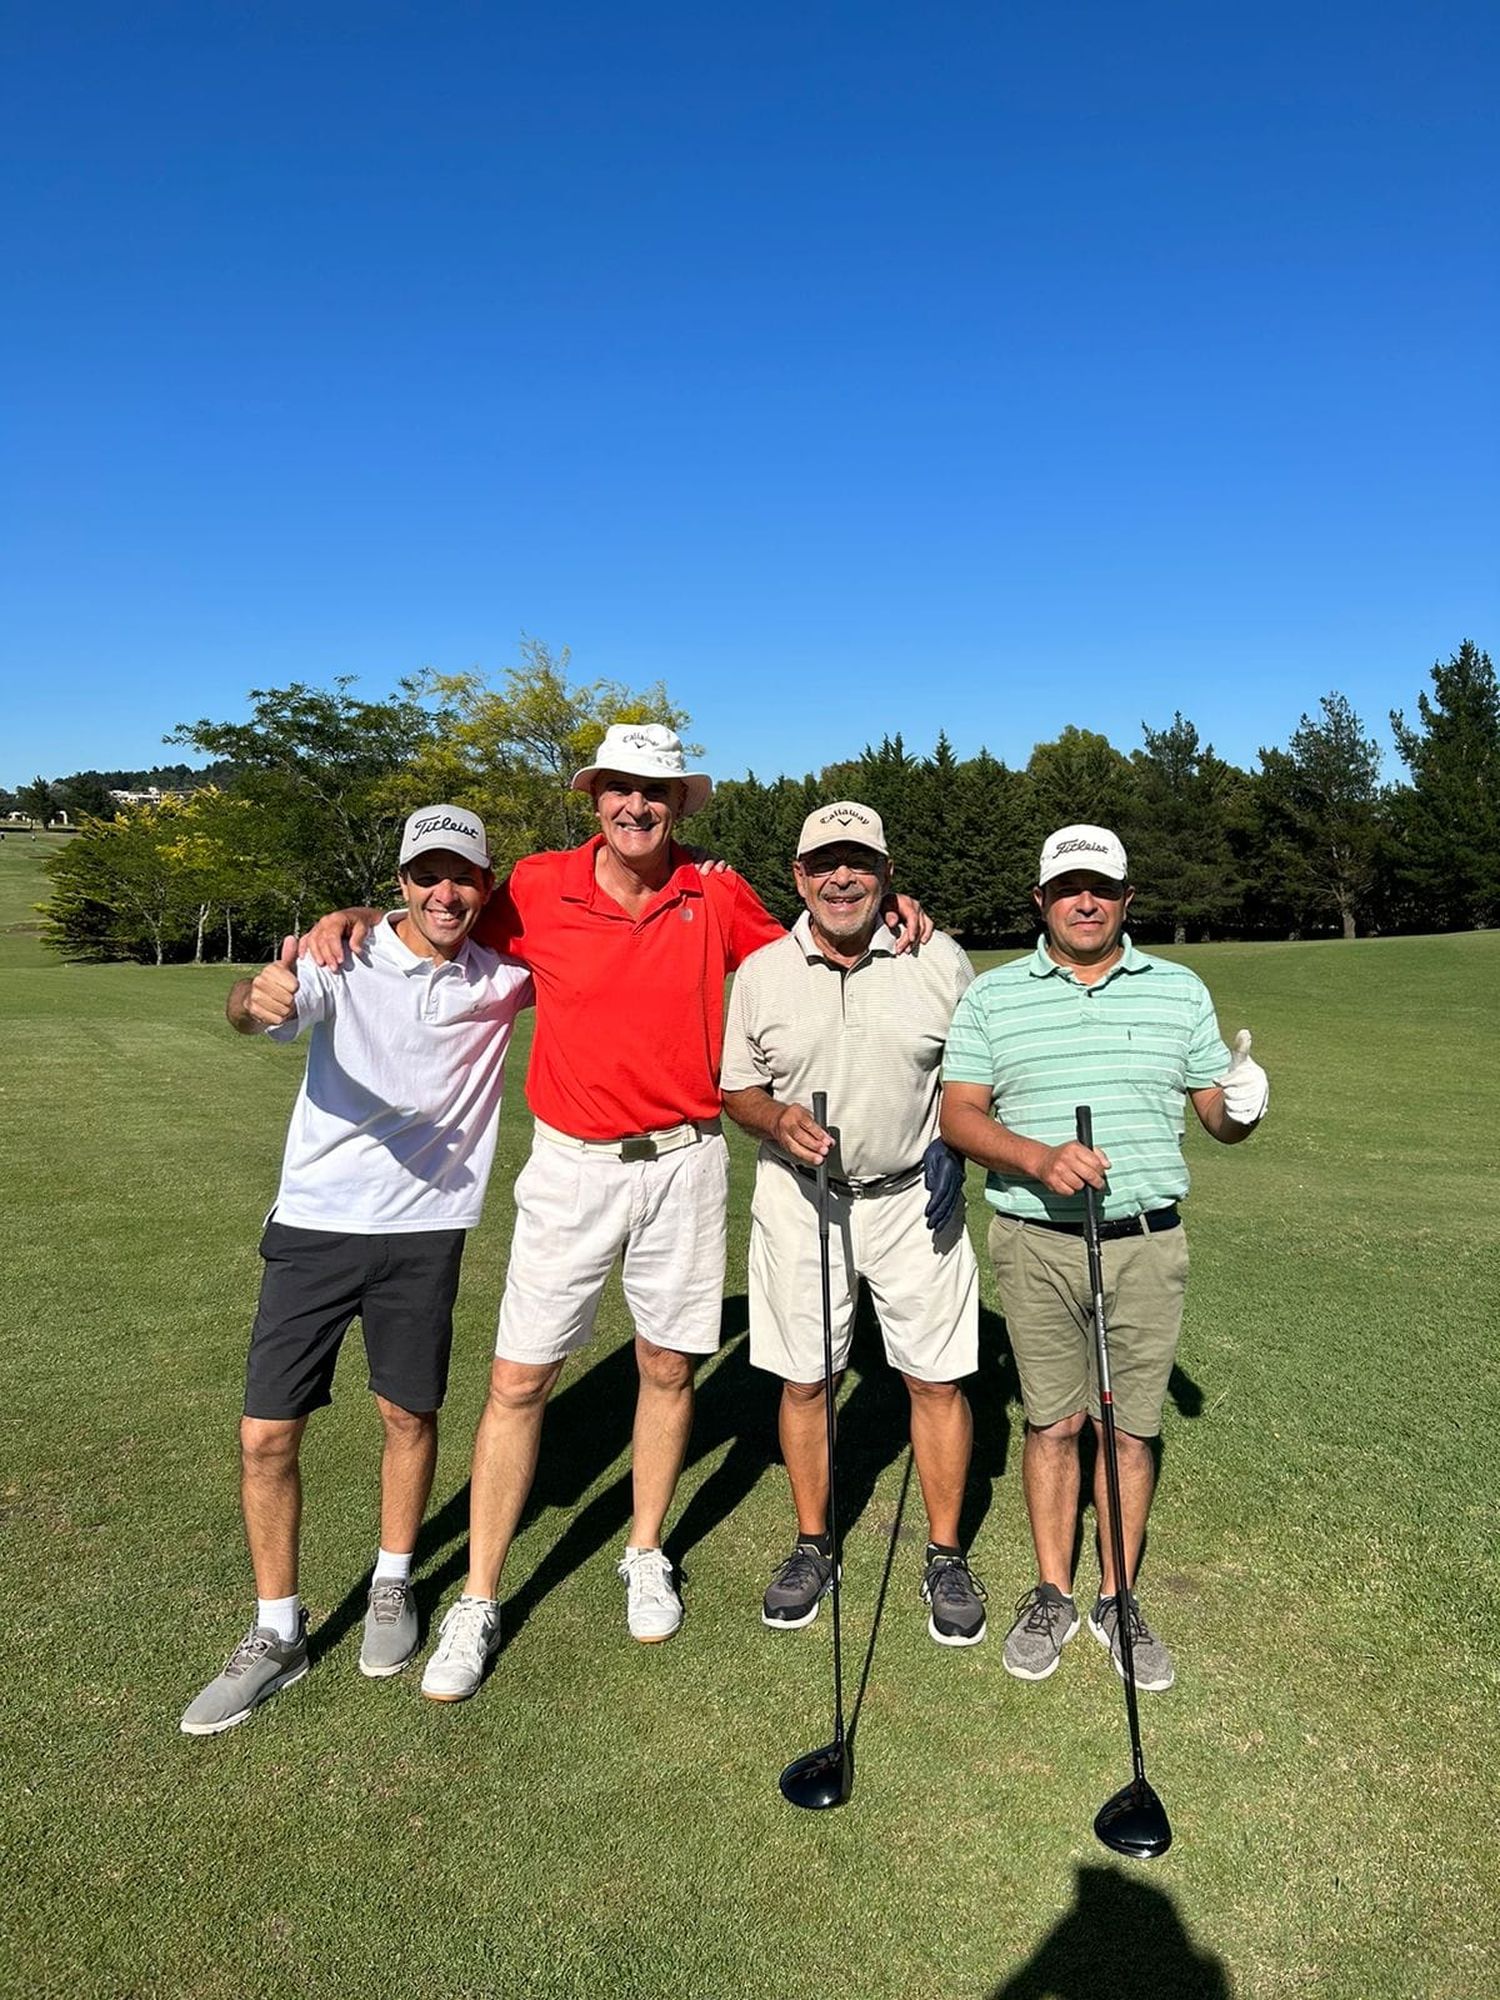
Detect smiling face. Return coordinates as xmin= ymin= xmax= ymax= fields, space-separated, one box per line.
xmin=794 ymin=843 xmax=891 ymax=959
xmin=1035 ymin=869 xmax=1133 ymax=973
xmin=592 ymin=772 xmax=685 ymax=877
xmin=396 ymin=849 xmax=493 ymax=961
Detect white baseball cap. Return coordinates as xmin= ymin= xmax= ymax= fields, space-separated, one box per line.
xmin=1037 ymin=823 xmax=1128 ymax=887
xmin=398 ymin=804 xmax=491 ymax=871
xmin=796 ymin=800 xmax=890 ymax=859
xmin=570 ymin=724 xmax=712 ymax=817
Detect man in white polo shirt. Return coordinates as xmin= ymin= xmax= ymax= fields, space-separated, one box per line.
xmin=180 ymin=806 xmax=532 ymax=1735
xmin=720 ymin=802 xmax=987 ymax=1645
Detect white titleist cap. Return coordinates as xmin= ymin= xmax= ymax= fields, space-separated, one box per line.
xmin=1037 ymin=823 xmax=1128 ymax=887
xmin=399 ymin=804 xmax=491 ymax=871
xmin=569 ymin=723 xmax=712 ymax=816
xmin=797 ymin=800 xmax=890 ymax=859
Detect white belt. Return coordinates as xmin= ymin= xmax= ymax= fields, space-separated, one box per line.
xmin=534 ymin=1117 xmax=721 ymax=1162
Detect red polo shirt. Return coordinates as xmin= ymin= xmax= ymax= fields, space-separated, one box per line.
xmin=474 ymin=837 xmax=783 ymax=1141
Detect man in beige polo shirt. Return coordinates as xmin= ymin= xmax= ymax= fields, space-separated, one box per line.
xmin=721 ymin=802 xmax=985 ymax=1643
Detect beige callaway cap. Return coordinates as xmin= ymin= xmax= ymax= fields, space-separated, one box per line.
xmin=796 ymin=800 xmax=889 ymax=859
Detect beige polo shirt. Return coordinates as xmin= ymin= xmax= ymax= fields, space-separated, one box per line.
xmin=721 ymin=913 xmax=974 ymax=1180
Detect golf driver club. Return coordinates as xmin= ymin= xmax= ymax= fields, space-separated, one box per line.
xmin=779 ymin=1090 xmax=853 ymax=1810
xmin=1077 ymin=1103 xmax=1173 ymax=1860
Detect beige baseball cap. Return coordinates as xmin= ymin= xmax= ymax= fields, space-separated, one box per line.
xmin=796 ymin=800 xmax=889 ymax=859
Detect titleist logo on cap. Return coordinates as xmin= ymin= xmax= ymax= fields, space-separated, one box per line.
xmin=410 ymin=811 xmax=481 ymax=841
xmin=1054 ymin=838 xmax=1111 ymax=858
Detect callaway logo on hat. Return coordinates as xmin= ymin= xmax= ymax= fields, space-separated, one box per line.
xmin=569 ymin=723 xmax=713 ymax=817
xmin=399 ymin=805 xmax=491 ymax=870
xmin=796 ymin=800 xmax=890 ymax=858
xmin=1037 ymin=824 xmax=1128 ymax=887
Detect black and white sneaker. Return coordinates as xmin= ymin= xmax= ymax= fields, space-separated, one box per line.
xmin=762 ymin=1542 xmax=835 ymax=1629
xmin=921 ymin=1547 xmax=988 ymax=1646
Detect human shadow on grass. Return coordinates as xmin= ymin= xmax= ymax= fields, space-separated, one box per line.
xmin=987 ymin=1862 xmax=1229 ymax=2000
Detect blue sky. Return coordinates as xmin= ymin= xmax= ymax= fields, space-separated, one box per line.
xmin=4 ymin=1 xmax=1496 ymax=789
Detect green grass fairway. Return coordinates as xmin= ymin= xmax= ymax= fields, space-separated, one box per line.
xmin=5 ymin=842 xmax=1498 ymax=1998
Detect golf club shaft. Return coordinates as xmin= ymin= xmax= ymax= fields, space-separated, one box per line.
xmin=1076 ymin=1105 xmax=1148 ymax=1786
xmin=812 ymin=1091 xmax=845 ymax=1745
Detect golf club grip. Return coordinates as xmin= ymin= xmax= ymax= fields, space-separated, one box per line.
xmin=1076 ymin=1105 xmax=1093 ymax=1149
xmin=811 ymin=1092 xmax=829 ymax=1223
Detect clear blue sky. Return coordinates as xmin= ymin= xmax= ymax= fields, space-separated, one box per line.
xmin=4 ymin=0 xmax=1496 ymax=789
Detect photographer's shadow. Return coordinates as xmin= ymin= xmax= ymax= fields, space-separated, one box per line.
xmin=989 ymin=1863 xmax=1229 ymax=2000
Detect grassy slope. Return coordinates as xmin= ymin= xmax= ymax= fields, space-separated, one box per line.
xmin=4 ymin=836 xmax=1497 ymax=1999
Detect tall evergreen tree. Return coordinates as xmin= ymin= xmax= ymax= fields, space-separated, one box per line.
xmin=1389 ymin=640 xmax=1500 ymax=928
xmin=1254 ymin=692 xmax=1383 ymax=939
xmin=1126 ymin=715 xmax=1247 ymax=942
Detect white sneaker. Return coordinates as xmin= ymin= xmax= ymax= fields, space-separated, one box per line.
xmin=420 ymin=1595 xmax=501 ymax=1701
xmin=617 ymin=1547 xmax=683 ymax=1642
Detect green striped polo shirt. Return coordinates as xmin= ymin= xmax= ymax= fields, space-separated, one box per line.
xmin=941 ymin=935 xmax=1230 ymax=1223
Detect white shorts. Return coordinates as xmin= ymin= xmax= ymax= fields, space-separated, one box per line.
xmin=496 ymin=1123 xmax=730 ymax=1364
xmin=747 ymin=1157 xmax=978 ymax=1384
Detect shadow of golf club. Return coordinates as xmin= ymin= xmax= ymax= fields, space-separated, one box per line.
xmin=846 ymin=1447 xmax=914 ymax=1750
xmin=987 ymin=1862 xmax=1229 ymax=1999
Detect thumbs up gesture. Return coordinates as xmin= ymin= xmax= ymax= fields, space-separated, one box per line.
xmin=1215 ymin=1029 xmax=1269 ymax=1126
xmin=247 ymin=935 xmax=301 ymax=1027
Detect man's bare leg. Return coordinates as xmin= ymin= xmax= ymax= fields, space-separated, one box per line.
xmin=463 ymin=1356 xmax=564 ymax=1597
xmin=1021 ymin=1410 xmax=1087 ymax=1593
xmin=240 ymin=1415 xmax=307 ymax=1598
xmin=373 ymin=1397 xmax=438 ymax=1556
xmin=777 ymin=1374 xmax=844 ymax=1535
xmin=1092 ymin=1419 xmax=1155 ymax=1598
xmin=629 ymin=1335 xmax=695 ymax=1548
xmin=904 ymin=1375 xmax=972 ymax=1551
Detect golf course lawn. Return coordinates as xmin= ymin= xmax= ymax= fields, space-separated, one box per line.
xmin=4 ymin=832 xmax=1497 ymax=1999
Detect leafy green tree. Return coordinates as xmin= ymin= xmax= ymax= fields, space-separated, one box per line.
xmin=408 ymin=637 xmax=697 ymax=874
xmin=1389 ymin=640 xmax=1500 ymax=928
xmin=166 ymin=678 xmax=446 ymax=909
xmin=42 ymin=802 xmax=195 ymax=962
xmin=1255 ymin=692 xmax=1383 ymax=939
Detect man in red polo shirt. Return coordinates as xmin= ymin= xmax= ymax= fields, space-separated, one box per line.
xmin=417 ymin=726 xmax=782 ymax=1694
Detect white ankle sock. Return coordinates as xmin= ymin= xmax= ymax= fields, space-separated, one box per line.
xmin=257 ymin=1594 xmax=301 ymax=1642
xmin=373 ymin=1548 xmax=412 ymax=1583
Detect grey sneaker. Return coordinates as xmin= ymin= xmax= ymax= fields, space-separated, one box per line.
xmin=359 ymin=1578 xmax=419 ymax=1679
xmin=1002 ymin=1583 xmax=1081 ymax=1680
xmin=617 ymin=1547 xmax=682 ymax=1642
xmin=762 ymin=1542 xmax=835 ymax=1629
xmin=180 ymin=1616 xmax=309 ymax=1735
xmin=921 ymin=1549 xmax=988 ymax=1646
xmin=420 ymin=1595 xmax=501 ymax=1702
xmin=1089 ymin=1591 xmax=1175 ymax=1692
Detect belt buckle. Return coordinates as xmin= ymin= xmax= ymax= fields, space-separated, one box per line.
xmin=619 ymin=1137 xmax=658 ymax=1162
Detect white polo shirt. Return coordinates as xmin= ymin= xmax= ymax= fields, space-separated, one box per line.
xmin=266 ymin=916 xmax=533 ymax=1234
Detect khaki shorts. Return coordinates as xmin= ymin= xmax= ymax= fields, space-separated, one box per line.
xmin=496 ymin=1124 xmax=729 ymax=1363
xmin=987 ymin=1212 xmax=1188 ymax=1438
xmin=749 ymin=1158 xmax=978 ymax=1384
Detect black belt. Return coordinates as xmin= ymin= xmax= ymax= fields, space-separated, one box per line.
xmin=1017 ymin=1206 xmax=1180 ymax=1241
xmin=790 ymin=1160 xmax=924 ymax=1200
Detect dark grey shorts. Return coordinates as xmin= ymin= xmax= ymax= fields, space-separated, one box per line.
xmin=244 ymin=1220 xmax=467 ymax=1420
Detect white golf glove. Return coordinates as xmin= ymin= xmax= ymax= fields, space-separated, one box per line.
xmin=1216 ymin=1029 xmax=1269 ymax=1126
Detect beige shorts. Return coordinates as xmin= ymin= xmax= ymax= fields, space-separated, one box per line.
xmin=496 ymin=1123 xmax=729 ymax=1364
xmin=987 ymin=1211 xmax=1188 ymax=1438
xmin=748 ymin=1158 xmax=979 ymax=1384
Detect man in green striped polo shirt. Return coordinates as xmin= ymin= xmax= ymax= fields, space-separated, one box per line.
xmin=940 ymin=823 xmax=1268 ymax=1692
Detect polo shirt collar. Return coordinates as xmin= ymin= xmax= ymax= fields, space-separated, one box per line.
xmin=1028 ymin=931 xmax=1147 ymax=988
xmin=790 ymin=909 xmax=895 ymax=965
xmin=560 ymin=834 xmax=704 ymax=911
xmin=375 ymin=913 xmax=475 ymax=979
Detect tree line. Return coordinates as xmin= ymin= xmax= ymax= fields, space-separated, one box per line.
xmin=27 ymin=637 xmax=1498 ymax=963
